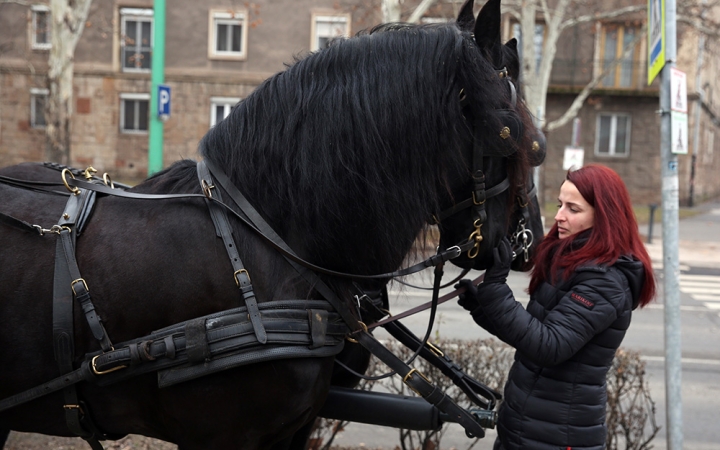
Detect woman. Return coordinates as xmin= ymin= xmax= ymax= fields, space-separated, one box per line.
xmin=457 ymin=164 xmax=655 ymax=450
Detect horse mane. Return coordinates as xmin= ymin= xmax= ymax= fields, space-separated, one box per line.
xmin=197 ymin=22 xmax=526 ymax=273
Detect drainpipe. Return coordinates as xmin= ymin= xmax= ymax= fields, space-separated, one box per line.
xmin=689 ymin=1 xmax=706 ymax=207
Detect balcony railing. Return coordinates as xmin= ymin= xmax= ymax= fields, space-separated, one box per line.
xmin=546 ymin=58 xmax=657 ymax=92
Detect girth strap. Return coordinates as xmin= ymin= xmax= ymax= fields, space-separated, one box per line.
xmin=197 ymin=161 xmax=267 ymax=344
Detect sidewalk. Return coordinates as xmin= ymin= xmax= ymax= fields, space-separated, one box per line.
xmin=640 ymin=199 xmax=720 ymax=269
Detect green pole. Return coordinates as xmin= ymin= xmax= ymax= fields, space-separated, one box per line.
xmin=148 ymin=0 xmax=166 ymax=175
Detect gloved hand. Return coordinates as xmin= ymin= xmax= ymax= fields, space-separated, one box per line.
xmin=455 ymin=279 xmax=479 ymax=312
xmin=483 ymin=237 xmax=513 ymax=285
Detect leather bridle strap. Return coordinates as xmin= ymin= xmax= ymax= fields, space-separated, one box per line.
xmin=435 ymin=177 xmax=510 ymax=223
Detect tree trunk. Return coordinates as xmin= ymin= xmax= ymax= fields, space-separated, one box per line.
xmin=44 ymin=0 xmax=93 ymax=165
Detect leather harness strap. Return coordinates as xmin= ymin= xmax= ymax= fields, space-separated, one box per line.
xmin=196 ymin=161 xmax=267 ymax=344
xmin=53 ymin=187 xmax=110 ymax=450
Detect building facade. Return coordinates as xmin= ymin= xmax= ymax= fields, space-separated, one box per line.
xmin=0 ymin=0 xmax=378 ymax=180
xmin=1 ymin=0 xmax=720 ymax=205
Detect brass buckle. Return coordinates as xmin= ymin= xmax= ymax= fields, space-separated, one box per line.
xmin=61 ymin=169 xmax=80 ymax=195
xmin=63 ymin=404 xmax=84 ymax=414
xmin=91 ymin=354 xmax=127 ymax=375
xmin=345 ymin=321 xmax=368 ymax=344
xmin=472 ymin=191 xmax=486 ymax=206
xmin=403 ymin=368 xmax=432 ymax=396
xmin=71 ymin=278 xmax=89 ymax=296
xmin=426 ymin=341 xmax=444 ymax=357
xmin=233 ymin=269 xmax=251 ymax=286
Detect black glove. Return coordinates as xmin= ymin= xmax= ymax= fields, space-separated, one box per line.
xmin=483 ymin=237 xmax=513 ymax=285
xmin=455 ymin=279 xmax=479 ymax=312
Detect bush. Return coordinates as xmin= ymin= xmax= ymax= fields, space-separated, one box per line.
xmin=310 ymin=339 xmax=658 ymax=450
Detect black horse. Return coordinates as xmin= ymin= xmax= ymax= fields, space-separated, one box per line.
xmin=0 ymin=1 xmax=544 ymax=448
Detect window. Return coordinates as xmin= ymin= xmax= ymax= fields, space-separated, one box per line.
xmin=311 ymin=13 xmax=350 ymax=51
xmin=511 ymin=22 xmax=544 ymax=73
xmin=210 ymin=97 xmax=240 ymax=127
xmin=209 ymin=10 xmax=248 ymax=60
xmin=120 ymin=93 xmax=150 ymax=133
xmin=121 ymin=8 xmax=153 ymax=72
xmin=30 ymin=88 xmax=48 ymax=128
xmin=31 ymin=5 xmax=51 ymax=50
xmin=595 ymin=113 xmax=631 ymax=156
xmin=599 ymin=24 xmax=640 ymax=88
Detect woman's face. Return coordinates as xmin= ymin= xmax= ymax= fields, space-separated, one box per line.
xmin=555 ymin=181 xmax=595 ymax=239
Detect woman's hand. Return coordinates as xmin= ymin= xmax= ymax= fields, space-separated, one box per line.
xmin=455 ymin=279 xmax=479 ymax=312
xmin=483 ymin=237 xmax=513 ymax=285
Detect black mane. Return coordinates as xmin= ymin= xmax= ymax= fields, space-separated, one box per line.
xmin=197 ymin=23 xmax=519 ymax=273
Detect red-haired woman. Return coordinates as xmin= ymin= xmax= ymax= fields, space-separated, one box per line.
xmin=457 ymin=164 xmax=655 ymax=450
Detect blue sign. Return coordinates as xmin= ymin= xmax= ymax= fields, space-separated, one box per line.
xmin=158 ymin=84 xmax=171 ymax=117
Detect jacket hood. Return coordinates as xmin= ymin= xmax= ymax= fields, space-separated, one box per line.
xmin=614 ymin=255 xmax=645 ymax=310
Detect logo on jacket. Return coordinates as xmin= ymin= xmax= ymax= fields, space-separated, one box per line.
xmin=570 ymin=292 xmax=594 ymax=309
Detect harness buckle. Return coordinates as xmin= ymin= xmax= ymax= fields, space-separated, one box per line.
xmin=91 ymin=354 xmax=127 ymax=376
xmin=233 ymin=269 xmax=251 ymax=287
xmin=201 ymin=179 xmax=215 ymax=198
xmin=403 ymin=368 xmax=432 ymax=396
xmin=71 ymin=278 xmax=89 ymax=296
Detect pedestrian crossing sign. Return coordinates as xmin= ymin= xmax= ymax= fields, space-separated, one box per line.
xmin=648 ymin=0 xmax=665 ymax=85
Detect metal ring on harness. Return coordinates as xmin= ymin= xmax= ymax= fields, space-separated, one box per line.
xmin=103 ymin=173 xmax=115 ymax=189
xmin=61 ymin=169 xmax=80 ymax=196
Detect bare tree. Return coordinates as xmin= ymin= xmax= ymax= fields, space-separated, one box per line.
xmin=45 ymin=0 xmax=93 ymax=164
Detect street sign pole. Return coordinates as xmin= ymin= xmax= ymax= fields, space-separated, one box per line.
xmin=658 ymin=0 xmax=683 ymax=448
xmin=148 ymin=0 xmax=166 ymax=176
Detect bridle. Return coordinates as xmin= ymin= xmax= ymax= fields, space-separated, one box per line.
xmin=434 ymin=66 xmax=541 ymax=264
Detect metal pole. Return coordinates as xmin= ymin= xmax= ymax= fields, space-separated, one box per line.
xmin=148 ymin=0 xmax=166 ymax=176
xmin=660 ymin=0 xmax=683 ymax=448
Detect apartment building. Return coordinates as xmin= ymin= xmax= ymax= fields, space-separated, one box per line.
xmin=0 ymin=0 xmax=377 ymax=180
xmin=1 ymin=0 xmax=719 ymax=205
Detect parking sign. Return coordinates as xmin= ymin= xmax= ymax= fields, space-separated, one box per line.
xmin=158 ymin=84 xmax=171 ymax=117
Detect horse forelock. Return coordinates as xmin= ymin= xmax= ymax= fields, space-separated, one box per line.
xmin=198 ymin=22 xmax=514 ymax=273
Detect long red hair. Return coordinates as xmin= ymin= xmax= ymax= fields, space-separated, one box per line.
xmin=529 ymin=164 xmax=655 ymax=307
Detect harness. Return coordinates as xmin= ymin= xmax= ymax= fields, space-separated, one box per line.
xmin=0 ymin=161 xmax=508 ymax=447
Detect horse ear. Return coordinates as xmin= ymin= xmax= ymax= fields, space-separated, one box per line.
xmin=474 ymin=0 xmax=503 ymax=66
xmin=456 ymin=0 xmax=476 ymax=32
xmin=505 ymin=37 xmax=518 ymax=54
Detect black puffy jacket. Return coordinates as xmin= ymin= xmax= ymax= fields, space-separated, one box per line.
xmin=471 ymin=255 xmax=645 ymax=450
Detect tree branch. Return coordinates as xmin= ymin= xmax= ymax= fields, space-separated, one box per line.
xmin=560 ymin=5 xmax=646 ymax=32
xmin=407 ymin=0 xmax=436 ymax=23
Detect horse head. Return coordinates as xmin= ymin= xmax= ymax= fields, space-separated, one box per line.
xmin=435 ymin=0 xmax=546 ymax=272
